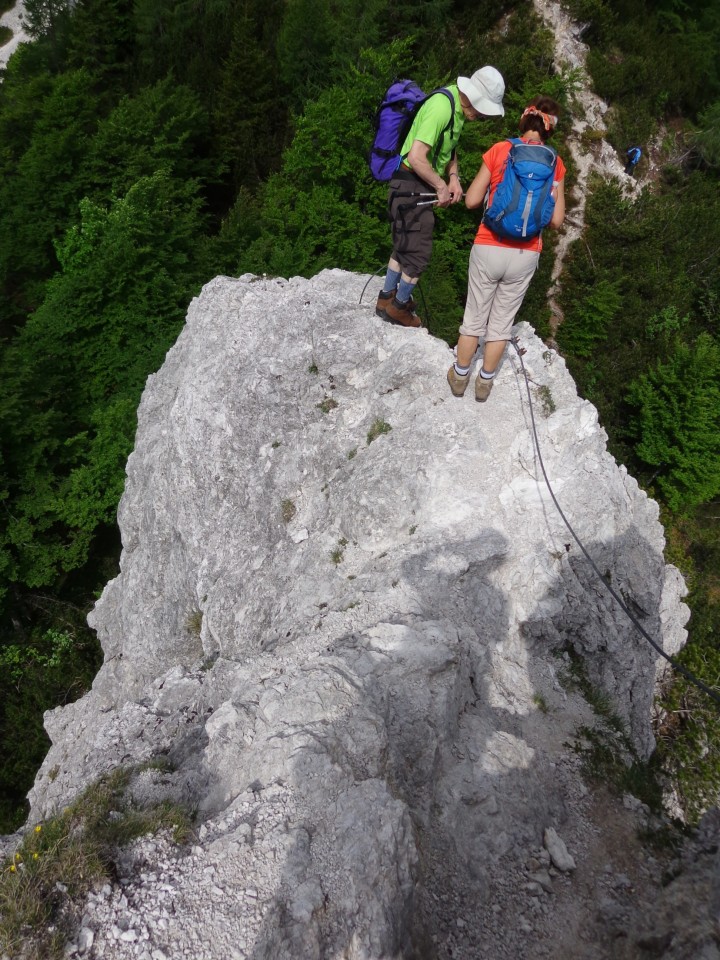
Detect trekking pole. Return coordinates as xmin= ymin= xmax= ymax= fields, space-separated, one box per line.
xmin=390 ymin=191 xmax=437 ymax=198
xmin=388 ymin=190 xmax=438 ymax=204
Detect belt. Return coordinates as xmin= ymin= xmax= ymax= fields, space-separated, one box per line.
xmin=394 ymin=167 xmax=421 ymax=182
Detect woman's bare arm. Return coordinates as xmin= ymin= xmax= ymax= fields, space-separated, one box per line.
xmin=464 ymin=162 xmax=492 ymax=210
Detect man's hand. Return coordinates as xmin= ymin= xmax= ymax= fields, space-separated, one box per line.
xmin=436 ymin=182 xmax=452 ymax=207
xmin=407 ymin=140 xmax=453 ymax=207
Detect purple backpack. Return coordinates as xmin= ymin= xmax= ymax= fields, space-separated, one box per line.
xmin=368 ymin=80 xmax=454 ymax=182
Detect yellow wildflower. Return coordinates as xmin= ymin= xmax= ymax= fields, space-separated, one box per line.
xmin=34 ymin=825 xmax=42 ymax=833
xmin=9 ymin=864 xmax=16 ymax=873
xmin=32 ymin=853 xmax=39 ymax=860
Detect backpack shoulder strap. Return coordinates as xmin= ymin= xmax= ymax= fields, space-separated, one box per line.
xmin=438 ymin=87 xmax=455 ymax=114
xmin=422 ymin=87 xmax=455 ymax=128
xmin=427 ymin=87 xmax=456 ymax=168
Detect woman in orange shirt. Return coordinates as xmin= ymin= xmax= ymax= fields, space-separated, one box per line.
xmin=447 ymin=96 xmax=566 ymax=402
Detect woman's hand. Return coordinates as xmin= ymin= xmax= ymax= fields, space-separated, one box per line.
xmin=448 ymin=173 xmax=463 ymax=204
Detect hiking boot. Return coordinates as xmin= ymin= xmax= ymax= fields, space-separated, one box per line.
xmin=475 ymin=374 xmax=494 ymax=402
xmin=384 ymin=296 xmax=422 ymax=328
xmin=376 ymin=290 xmax=419 ymax=321
xmin=447 ymin=364 xmax=470 ymax=397
xmin=375 ymin=289 xmax=395 ymax=319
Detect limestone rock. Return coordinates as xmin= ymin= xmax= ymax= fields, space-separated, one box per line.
xmin=543 ymin=827 xmax=576 ymax=872
xmin=24 ymin=270 xmax=692 ymax=958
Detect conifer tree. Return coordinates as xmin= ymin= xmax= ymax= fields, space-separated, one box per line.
xmin=276 ymin=0 xmax=336 ymax=110
xmin=627 ymin=333 xmax=720 ymax=512
xmin=0 ymin=69 xmax=101 ymax=327
xmin=21 ymin=0 xmax=70 ymax=39
xmin=65 ymin=0 xmax=136 ymax=89
xmin=213 ymin=2 xmax=283 ymax=187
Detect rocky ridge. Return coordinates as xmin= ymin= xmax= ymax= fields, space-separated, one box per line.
xmin=14 ymin=269 xmax=715 ymax=959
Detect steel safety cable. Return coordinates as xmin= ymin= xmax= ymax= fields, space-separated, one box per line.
xmin=510 ymin=337 xmax=720 ymax=708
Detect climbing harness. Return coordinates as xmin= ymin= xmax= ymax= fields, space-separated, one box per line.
xmin=509 ymin=336 xmax=720 ymax=708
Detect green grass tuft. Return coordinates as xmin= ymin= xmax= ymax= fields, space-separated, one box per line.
xmin=185 ymin=608 xmax=203 ymax=636
xmin=532 ymin=693 xmax=549 ymax=714
xmin=367 ymin=418 xmax=391 ymax=445
xmin=0 ymin=767 xmax=192 ymax=958
xmin=317 ymin=397 xmax=338 ymax=414
xmin=537 ymin=384 xmax=556 ymax=416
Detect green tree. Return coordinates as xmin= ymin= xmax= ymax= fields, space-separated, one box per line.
xmin=557 ymin=278 xmax=623 ymax=358
xmin=276 ymin=0 xmax=336 ymax=111
xmin=65 ymin=0 xmax=136 ymax=89
xmin=212 ymin=3 xmax=283 ymax=187
xmin=0 ymin=57 xmax=55 ymax=181
xmin=0 ymin=623 xmax=101 ymax=830
xmin=20 ymin=0 xmax=70 ymax=39
xmin=0 ymin=172 xmax=206 ymax=588
xmin=0 ymin=69 xmax=101 ymax=327
xmin=133 ymin=0 xmax=244 ymax=97
xmin=86 ymin=77 xmax=217 ymax=198
xmin=694 ymin=99 xmax=720 ymax=167
xmin=236 ymin=44 xmax=408 ymax=278
xmin=626 ymin=333 xmax=720 ymax=512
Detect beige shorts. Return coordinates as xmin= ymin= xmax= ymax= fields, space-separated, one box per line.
xmin=459 ymin=243 xmax=540 ymax=341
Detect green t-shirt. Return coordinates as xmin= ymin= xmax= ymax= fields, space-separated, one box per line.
xmin=400 ymin=84 xmax=464 ymax=176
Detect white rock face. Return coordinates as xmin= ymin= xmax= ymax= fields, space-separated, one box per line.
xmin=0 ymin=0 xmax=29 ymax=70
xmin=27 ymin=270 xmax=689 ymax=958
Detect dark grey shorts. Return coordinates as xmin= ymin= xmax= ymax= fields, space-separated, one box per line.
xmin=388 ymin=170 xmax=435 ymax=278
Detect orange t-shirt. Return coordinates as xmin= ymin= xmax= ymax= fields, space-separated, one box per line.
xmin=474 ymin=138 xmax=566 ymax=252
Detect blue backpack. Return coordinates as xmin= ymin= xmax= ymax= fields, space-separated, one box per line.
xmin=368 ymin=80 xmax=454 ymax=182
xmin=482 ymin=138 xmax=558 ymax=240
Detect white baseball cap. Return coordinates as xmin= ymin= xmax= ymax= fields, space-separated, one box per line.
xmin=457 ymin=66 xmax=505 ymax=116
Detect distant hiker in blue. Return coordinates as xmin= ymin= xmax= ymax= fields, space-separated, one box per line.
xmin=376 ymin=66 xmax=506 ymax=328
xmin=624 ymin=146 xmax=641 ymax=175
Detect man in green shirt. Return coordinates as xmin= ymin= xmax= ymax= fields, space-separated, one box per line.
xmin=376 ymin=66 xmax=506 ymax=328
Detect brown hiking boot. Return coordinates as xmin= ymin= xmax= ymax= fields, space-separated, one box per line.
xmin=375 ymin=289 xmax=395 ymax=319
xmin=475 ymin=374 xmax=494 ymax=402
xmin=376 ymin=290 xmax=419 ymax=321
xmin=447 ymin=364 xmax=470 ymax=397
xmin=384 ymin=296 xmax=422 ymax=328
